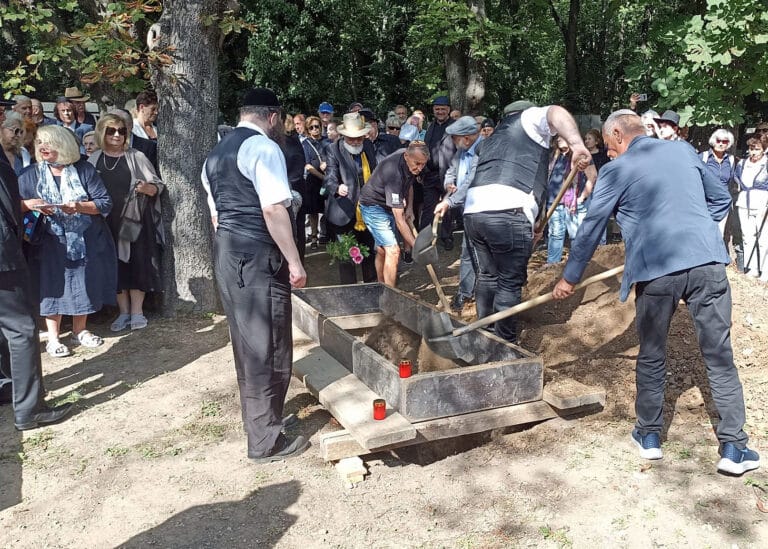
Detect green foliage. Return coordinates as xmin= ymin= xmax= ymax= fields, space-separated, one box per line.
xmin=326 ymin=233 xmax=371 ymax=265
xmin=644 ymin=0 xmax=768 ymax=125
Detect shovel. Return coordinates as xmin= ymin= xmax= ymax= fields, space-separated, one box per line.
xmin=426 ymin=265 xmax=625 ymax=361
xmin=410 ymin=215 xmax=452 ymax=312
xmin=532 ymin=166 xmax=578 ymax=248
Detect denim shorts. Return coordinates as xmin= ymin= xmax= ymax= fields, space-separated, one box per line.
xmin=359 ymin=204 xmax=398 ymax=247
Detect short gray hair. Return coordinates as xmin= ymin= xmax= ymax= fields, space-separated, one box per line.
xmin=603 ymin=109 xmax=644 ymax=135
xmin=709 ymin=128 xmax=734 ymax=148
xmin=2 ymin=110 xmax=24 ymax=129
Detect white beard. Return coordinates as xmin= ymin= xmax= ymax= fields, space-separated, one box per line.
xmin=343 ymin=142 xmax=363 ymax=155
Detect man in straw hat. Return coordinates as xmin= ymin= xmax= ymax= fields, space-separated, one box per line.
xmin=63 ymin=86 xmax=96 ymax=126
xmin=322 ymin=111 xmax=378 ymax=284
xmin=462 ymin=100 xmax=590 ymax=343
xmin=202 ymin=87 xmax=309 ymax=463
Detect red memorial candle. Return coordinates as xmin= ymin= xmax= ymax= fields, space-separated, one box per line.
xmin=373 ymin=399 xmax=386 ymax=420
xmin=399 ymin=359 xmax=412 ymax=378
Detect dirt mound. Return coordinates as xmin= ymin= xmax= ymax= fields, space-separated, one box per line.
xmin=363 ymin=317 xmax=457 ymax=373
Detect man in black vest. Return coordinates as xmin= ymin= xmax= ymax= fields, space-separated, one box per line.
xmin=462 ymin=101 xmax=590 ymax=343
xmin=0 ymin=153 xmax=72 ymax=428
xmin=203 ymin=88 xmax=309 ymax=463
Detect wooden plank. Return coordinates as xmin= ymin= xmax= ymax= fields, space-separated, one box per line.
xmin=328 ymin=313 xmax=386 ymax=330
xmin=292 ymin=343 xmax=417 ymax=449
xmin=543 ymin=378 xmax=606 ymax=410
xmin=319 ymin=400 xmax=558 ymax=461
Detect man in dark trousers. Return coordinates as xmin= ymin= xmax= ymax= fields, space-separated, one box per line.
xmin=553 ymin=110 xmax=759 ymax=475
xmin=421 ymin=96 xmax=456 ymax=249
xmin=203 ymin=88 xmax=308 ymax=463
xmin=0 ymin=146 xmax=72 ymax=429
xmin=463 ymin=101 xmax=590 ymax=343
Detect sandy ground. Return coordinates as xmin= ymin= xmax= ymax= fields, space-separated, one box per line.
xmin=1 ymin=236 xmax=768 ymax=548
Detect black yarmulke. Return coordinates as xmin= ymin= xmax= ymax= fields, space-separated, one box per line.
xmin=242 ymin=88 xmax=280 ymax=107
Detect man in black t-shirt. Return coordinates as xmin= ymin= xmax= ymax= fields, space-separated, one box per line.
xmin=359 ymin=143 xmax=428 ymax=286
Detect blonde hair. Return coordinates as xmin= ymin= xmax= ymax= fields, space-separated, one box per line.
xmin=94 ymin=113 xmax=129 ymax=151
xmin=35 ymin=125 xmax=81 ymax=164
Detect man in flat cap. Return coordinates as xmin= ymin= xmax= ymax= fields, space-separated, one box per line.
xmin=202 ymin=87 xmax=309 ymax=463
xmin=434 ymin=116 xmax=483 ymax=310
xmin=421 ymin=95 xmax=457 ymax=249
xmin=462 ymin=101 xmax=590 ymax=343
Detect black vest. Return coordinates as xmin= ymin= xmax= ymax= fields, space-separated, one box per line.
xmin=470 ymin=113 xmax=550 ymax=204
xmin=205 ymin=127 xmax=274 ymax=244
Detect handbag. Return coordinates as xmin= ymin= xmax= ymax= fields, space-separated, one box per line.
xmin=22 ymin=210 xmax=46 ymax=245
xmin=118 ymin=192 xmax=147 ymax=242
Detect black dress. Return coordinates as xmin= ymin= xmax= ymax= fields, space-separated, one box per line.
xmin=96 ymin=154 xmax=161 ymax=293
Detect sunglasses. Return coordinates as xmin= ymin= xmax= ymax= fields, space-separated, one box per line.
xmin=6 ymin=127 xmax=23 ymax=136
xmin=387 ymin=126 xmax=400 ymax=131
xmin=756 ymin=128 xmax=768 ymax=133
xmin=307 ymin=125 xmax=321 ymax=130
xmin=715 ymin=139 xmax=730 ymax=144
xmin=105 ymin=127 xmax=127 ymax=136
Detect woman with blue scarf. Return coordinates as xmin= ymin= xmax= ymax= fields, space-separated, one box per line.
xmin=19 ymin=125 xmax=116 ymax=358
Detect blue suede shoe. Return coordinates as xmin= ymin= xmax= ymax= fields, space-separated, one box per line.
xmin=717 ymin=443 xmax=760 ymax=475
xmin=631 ymin=429 xmax=663 ymax=460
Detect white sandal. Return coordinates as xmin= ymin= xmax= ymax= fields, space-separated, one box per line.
xmin=46 ymin=339 xmax=71 ymax=358
xmin=110 ymin=314 xmax=131 ymax=332
xmin=131 ymin=314 xmax=148 ymax=330
xmin=73 ymin=330 xmax=104 ymax=348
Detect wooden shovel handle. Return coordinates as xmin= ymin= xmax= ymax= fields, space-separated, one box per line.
xmin=535 ymin=166 xmax=579 ymax=232
xmin=450 ymin=265 xmax=625 ymax=337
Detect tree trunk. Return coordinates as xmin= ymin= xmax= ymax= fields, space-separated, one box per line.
xmin=150 ymin=0 xmax=224 ymax=316
xmin=445 ymin=43 xmax=468 ymax=113
xmin=444 ymin=0 xmax=487 ymax=115
xmin=549 ymin=0 xmax=580 ymax=111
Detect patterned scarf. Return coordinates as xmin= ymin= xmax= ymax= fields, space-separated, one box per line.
xmin=36 ymin=161 xmax=92 ymax=260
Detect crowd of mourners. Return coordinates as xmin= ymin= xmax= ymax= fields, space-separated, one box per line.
xmin=2 ymin=82 xmax=764 ymax=472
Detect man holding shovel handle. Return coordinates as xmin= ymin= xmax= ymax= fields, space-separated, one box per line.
xmin=552 ymin=109 xmax=759 ymax=476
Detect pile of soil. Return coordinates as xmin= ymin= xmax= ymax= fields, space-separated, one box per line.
xmin=362 ymin=317 xmax=457 ymax=373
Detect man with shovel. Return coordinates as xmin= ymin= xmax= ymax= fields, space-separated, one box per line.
xmin=553 ymin=109 xmax=759 ymax=476
xmin=462 ymin=101 xmax=591 ymax=343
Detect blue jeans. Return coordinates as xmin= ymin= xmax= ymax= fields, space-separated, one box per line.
xmin=634 ymin=263 xmax=748 ymax=448
xmin=464 ymin=210 xmax=532 ymax=342
xmin=457 ymin=233 xmax=478 ymax=299
xmin=547 ymin=202 xmax=587 ymax=264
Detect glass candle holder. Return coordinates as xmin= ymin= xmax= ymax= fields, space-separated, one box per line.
xmin=399 ymin=359 xmax=412 ymax=378
xmin=373 ymin=398 xmax=386 ymax=420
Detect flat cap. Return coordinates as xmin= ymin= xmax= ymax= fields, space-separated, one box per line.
xmin=445 ymin=115 xmax=479 ymax=136
xmin=503 ymin=100 xmax=536 ymax=114
xmin=654 ymin=109 xmax=680 ymax=127
xmin=432 ymin=96 xmax=450 ymax=106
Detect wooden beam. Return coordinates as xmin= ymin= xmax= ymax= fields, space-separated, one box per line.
xmin=543 ymin=378 xmax=606 ymax=410
xmin=319 ymin=400 xmax=558 ymax=461
xmin=293 ymin=344 xmax=417 ymax=449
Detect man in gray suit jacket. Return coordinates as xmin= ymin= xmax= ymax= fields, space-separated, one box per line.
xmin=553 ymin=110 xmax=759 ymax=476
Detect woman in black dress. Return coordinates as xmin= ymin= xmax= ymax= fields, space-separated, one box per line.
xmin=302 ymin=115 xmax=328 ymax=250
xmin=88 ymin=113 xmax=165 ymax=331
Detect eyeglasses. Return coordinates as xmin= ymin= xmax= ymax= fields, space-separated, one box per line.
xmin=307 ymin=125 xmax=321 ymax=130
xmin=6 ymin=127 xmax=23 ymax=136
xmin=715 ymin=139 xmax=730 ymax=144
xmin=105 ymin=127 xmax=127 ymax=136
xmin=756 ymin=128 xmax=768 ymax=133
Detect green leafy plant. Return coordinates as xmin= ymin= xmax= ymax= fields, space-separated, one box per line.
xmin=325 ymin=233 xmax=371 ymax=265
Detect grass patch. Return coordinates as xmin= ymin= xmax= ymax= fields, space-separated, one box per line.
xmin=183 ymin=421 xmax=228 ymax=441
xmin=105 ymin=446 xmax=130 ymax=458
xmin=539 ymin=525 xmax=573 ymax=548
xmin=54 ymin=390 xmax=83 ymax=406
xmin=24 ymin=428 xmax=55 ymax=450
xmin=201 ymin=400 xmax=222 ymax=418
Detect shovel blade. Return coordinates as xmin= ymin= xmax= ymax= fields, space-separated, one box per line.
xmin=423 ymin=311 xmax=475 ymax=363
xmin=412 ymin=222 xmax=438 ymax=266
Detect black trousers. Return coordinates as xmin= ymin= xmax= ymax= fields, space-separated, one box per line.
xmin=213 ymin=230 xmax=293 ymax=458
xmin=326 ymin=219 xmax=377 ymax=284
xmin=634 ymin=263 xmax=748 ymax=447
xmin=0 ymin=269 xmax=45 ymax=417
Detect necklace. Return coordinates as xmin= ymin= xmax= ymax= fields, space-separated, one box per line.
xmin=102 ymin=152 xmax=124 ymax=171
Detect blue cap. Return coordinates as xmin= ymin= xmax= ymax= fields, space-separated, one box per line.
xmin=432 ymin=96 xmax=450 ymax=106
xmin=318 ymin=102 xmax=334 ymax=114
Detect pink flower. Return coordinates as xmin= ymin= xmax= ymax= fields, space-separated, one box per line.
xmin=352 ymin=254 xmax=364 ymax=264
xmin=349 ymin=246 xmax=361 ymax=258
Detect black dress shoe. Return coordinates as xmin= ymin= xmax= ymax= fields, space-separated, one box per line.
xmin=250 ymin=434 xmax=310 ymax=464
xmin=442 ymin=237 xmax=454 ymax=251
xmin=15 ymin=404 xmax=73 ymax=431
xmin=450 ymin=293 xmax=466 ymax=312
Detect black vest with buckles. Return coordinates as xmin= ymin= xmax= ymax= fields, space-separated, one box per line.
xmin=470 ymin=112 xmax=550 ymax=205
